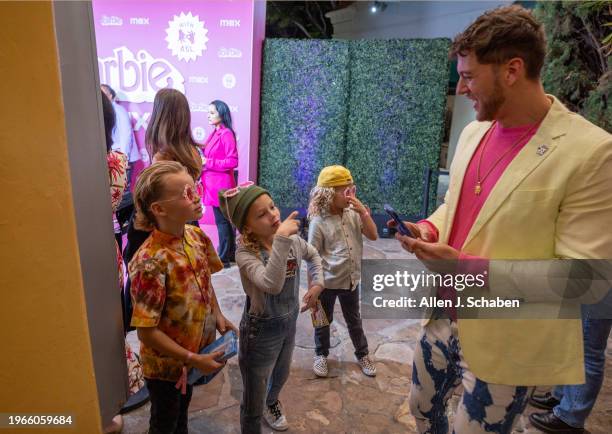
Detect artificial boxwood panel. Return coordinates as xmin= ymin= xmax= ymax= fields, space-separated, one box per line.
xmin=258 ymin=39 xmax=350 ymax=209
xmin=346 ymin=39 xmax=451 ymax=217
xmin=258 ymin=38 xmax=450 ymax=217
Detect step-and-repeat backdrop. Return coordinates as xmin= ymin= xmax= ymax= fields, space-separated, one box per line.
xmin=93 ymin=0 xmax=262 ymax=226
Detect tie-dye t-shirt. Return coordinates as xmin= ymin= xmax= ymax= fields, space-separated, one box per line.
xmin=129 ymin=225 xmax=223 ymax=381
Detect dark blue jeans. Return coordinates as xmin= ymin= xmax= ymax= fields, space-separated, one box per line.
xmin=213 ymin=206 xmax=235 ymax=265
xmin=239 ymin=308 xmax=298 ymax=434
xmin=552 ymin=315 xmax=612 ymax=428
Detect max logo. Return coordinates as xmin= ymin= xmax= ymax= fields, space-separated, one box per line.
xmin=98 ymin=46 xmax=185 ymax=103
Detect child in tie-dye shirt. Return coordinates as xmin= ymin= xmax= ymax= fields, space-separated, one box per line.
xmin=129 ymin=161 xmax=236 ymax=433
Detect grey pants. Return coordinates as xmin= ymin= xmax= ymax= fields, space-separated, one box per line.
xmin=239 ymin=309 xmax=298 ymax=434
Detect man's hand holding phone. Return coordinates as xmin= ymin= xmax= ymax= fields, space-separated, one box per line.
xmin=387 ymin=220 xmax=436 ymax=243
xmin=383 ymin=205 xmax=437 ymax=242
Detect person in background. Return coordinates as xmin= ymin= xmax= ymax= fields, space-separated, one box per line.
xmin=101 ymin=84 xmax=149 ymax=251
xmin=529 ymin=291 xmax=612 ymax=434
xmin=101 ymin=84 xmax=149 ymax=166
xmin=145 ymin=88 xmax=203 ymax=182
xmin=101 ymin=90 xmax=145 ymax=434
xmin=202 ymin=100 xmax=238 ymax=268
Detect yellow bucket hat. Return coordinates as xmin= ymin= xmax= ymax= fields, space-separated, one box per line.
xmin=317 ymin=165 xmax=353 ymax=188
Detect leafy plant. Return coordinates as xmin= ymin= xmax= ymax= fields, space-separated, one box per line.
xmin=346 ymin=39 xmax=450 ymax=217
xmin=258 ymin=39 xmax=350 ymax=208
xmin=535 ymin=1 xmax=611 ymax=131
xmin=266 ymin=1 xmax=344 ymax=39
xmin=258 ymin=38 xmax=451 ymax=217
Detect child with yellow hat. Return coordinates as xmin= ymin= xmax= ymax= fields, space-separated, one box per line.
xmin=307 ymin=165 xmax=379 ymax=377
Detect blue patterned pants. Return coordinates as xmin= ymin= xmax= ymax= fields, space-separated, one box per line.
xmin=410 ymin=319 xmax=534 ymax=434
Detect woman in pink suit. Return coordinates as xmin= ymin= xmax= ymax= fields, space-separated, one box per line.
xmin=202 ymin=100 xmax=238 ymax=267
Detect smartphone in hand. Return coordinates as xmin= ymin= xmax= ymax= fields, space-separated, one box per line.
xmin=384 ymin=204 xmax=415 ymax=238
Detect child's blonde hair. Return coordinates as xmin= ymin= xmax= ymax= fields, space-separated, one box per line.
xmin=307 ymin=186 xmax=336 ymax=219
xmin=237 ymin=231 xmax=261 ymax=256
xmin=133 ymin=161 xmax=187 ymax=229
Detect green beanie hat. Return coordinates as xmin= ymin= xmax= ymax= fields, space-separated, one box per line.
xmin=218 ymin=184 xmax=269 ymax=232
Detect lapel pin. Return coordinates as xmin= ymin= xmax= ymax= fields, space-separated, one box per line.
xmin=536 ymin=144 xmax=549 ymax=156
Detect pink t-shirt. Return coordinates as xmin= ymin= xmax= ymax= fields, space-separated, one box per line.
xmin=448 ymin=121 xmax=539 ymax=250
xmin=435 ymin=121 xmax=539 ymax=320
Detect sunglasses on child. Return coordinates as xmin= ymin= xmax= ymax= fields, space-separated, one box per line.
xmin=344 ymin=185 xmax=356 ymax=197
xmin=223 ymin=181 xmax=254 ymax=198
xmin=154 ymin=184 xmax=200 ymax=205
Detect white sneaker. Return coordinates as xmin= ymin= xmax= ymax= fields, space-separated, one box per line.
xmin=358 ymin=355 xmax=377 ymax=377
xmin=264 ymin=400 xmax=289 ymax=431
xmin=313 ymin=355 xmax=329 ymax=377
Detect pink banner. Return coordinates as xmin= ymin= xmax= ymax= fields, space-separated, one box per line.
xmin=92 ymin=0 xmax=263 ymax=231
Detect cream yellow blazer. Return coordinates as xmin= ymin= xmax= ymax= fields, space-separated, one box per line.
xmin=427 ymin=96 xmax=612 ymax=385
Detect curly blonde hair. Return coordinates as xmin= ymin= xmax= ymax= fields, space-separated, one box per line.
xmin=307 ymin=186 xmax=336 ymax=220
xmin=237 ymin=231 xmax=262 ymax=258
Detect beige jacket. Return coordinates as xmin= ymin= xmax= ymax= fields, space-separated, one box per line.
xmin=427 ymin=96 xmax=612 ymax=385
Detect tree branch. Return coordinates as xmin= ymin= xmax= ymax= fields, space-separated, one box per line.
xmin=305 ymin=3 xmax=325 ymax=36
xmin=315 ymin=2 xmax=328 ymax=36
xmin=580 ymin=15 xmax=607 ymax=75
xmin=293 ymin=20 xmax=313 ymax=38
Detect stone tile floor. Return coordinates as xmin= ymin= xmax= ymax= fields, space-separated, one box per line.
xmin=124 ymin=238 xmax=612 ymax=433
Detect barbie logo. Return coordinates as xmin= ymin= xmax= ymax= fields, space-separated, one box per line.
xmin=100 ymin=15 xmax=123 ymax=26
xmin=98 ymin=46 xmax=185 ymax=103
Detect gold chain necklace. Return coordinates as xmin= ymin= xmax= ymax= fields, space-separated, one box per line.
xmin=474 ymin=121 xmax=538 ymax=195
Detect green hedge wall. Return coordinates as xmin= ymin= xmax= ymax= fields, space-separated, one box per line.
xmin=346 ymin=39 xmax=451 ymax=217
xmin=258 ymin=39 xmax=350 ymax=209
xmin=258 ymin=38 xmax=450 ymax=217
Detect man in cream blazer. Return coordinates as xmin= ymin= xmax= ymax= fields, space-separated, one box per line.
xmin=394 ymin=6 xmax=612 ymax=434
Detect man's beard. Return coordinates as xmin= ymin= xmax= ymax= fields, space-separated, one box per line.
xmin=476 ymin=78 xmax=505 ymax=121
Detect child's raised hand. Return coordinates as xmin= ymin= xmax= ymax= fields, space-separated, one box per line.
xmin=347 ymin=196 xmax=368 ymax=215
xmin=300 ymin=285 xmax=324 ymax=313
xmin=276 ymin=211 xmax=301 ymax=237
xmin=192 ymin=350 xmax=226 ymax=374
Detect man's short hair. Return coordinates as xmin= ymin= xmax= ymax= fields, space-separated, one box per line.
xmin=101 ymin=84 xmax=116 ymax=99
xmin=450 ymin=5 xmax=546 ymax=80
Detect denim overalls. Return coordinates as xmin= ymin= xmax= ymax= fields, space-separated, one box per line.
xmin=239 ymin=248 xmax=300 ymax=434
